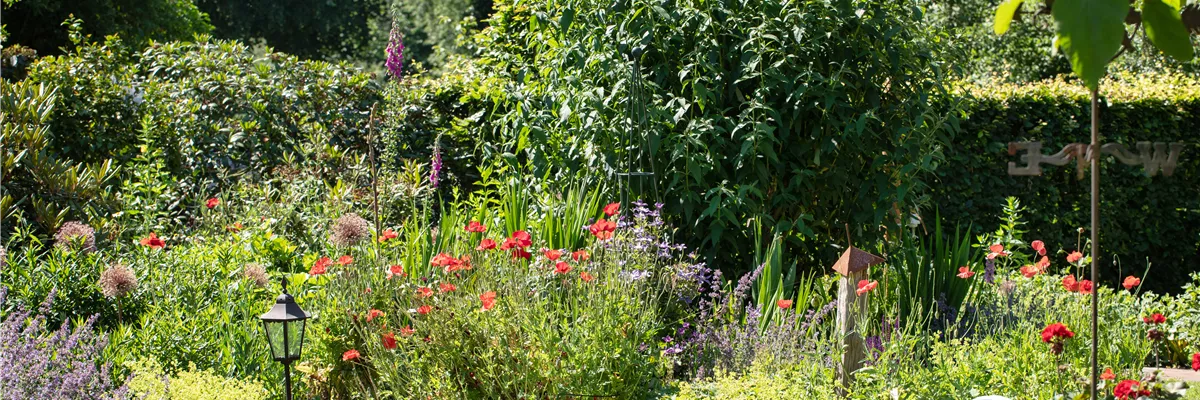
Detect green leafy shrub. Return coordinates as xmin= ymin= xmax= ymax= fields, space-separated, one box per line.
xmin=127 ymin=359 xmax=268 ymax=400
xmin=2 ymin=0 xmax=211 ymax=57
xmin=933 ymin=73 xmax=1200 ymax=293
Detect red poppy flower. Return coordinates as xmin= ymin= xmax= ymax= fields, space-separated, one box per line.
xmin=1113 ymin=380 xmax=1150 ymax=400
xmin=416 ymin=287 xmax=434 ymax=298
xmin=337 ymin=255 xmax=354 ymax=266
xmin=205 ymin=198 xmax=220 ymax=209
xmin=381 ymin=332 xmax=397 ymax=350
xmin=589 ymin=219 xmax=616 ymax=240
xmin=1078 ymin=279 xmax=1094 ymax=294
xmin=480 ymin=291 xmax=497 ymax=311
xmin=1036 ymin=256 xmax=1050 ymax=269
xmin=342 ymin=349 xmax=361 ymax=362
xmin=986 ymin=244 xmax=1009 ymax=260
xmin=544 ymin=249 xmax=563 ymax=261
xmin=310 ymin=256 xmax=332 ymax=275
xmin=139 ymin=232 xmax=166 ymax=249
xmin=580 ymin=271 xmax=596 ymax=282
xmin=1031 ymin=240 xmax=1046 ymax=256
xmin=572 ymin=249 xmax=590 ymax=262
xmin=511 ymin=248 xmax=532 ymax=260
xmin=511 ymin=231 xmax=532 ymax=248
xmin=386 ymin=264 xmax=404 ymax=280
xmin=554 ymin=261 xmax=572 ymax=274
xmin=1019 ymin=264 xmax=1041 ymax=278
xmin=226 ymin=223 xmax=243 ymax=233
xmin=1122 ymin=276 xmax=1141 ymax=291
xmin=776 ymin=299 xmax=794 ymax=309
xmin=438 ymin=283 xmax=457 ymax=293
xmin=956 ymin=266 xmax=975 ymax=279
xmin=366 ymin=309 xmax=384 ymax=322
xmin=1067 ymin=251 xmax=1083 ymax=263
xmin=465 ymin=221 xmax=487 ymax=233
xmin=1040 ymin=322 xmax=1075 ymax=343
xmin=477 ymin=239 xmax=497 ymax=251
xmin=603 ymin=202 xmax=621 ymax=217
xmin=400 ymin=326 xmax=415 ymax=337
xmin=417 ymin=305 xmax=432 ymax=315
xmin=1144 ymin=313 xmax=1166 ymax=325
xmin=379 ymin=229 xmax=398 ymax=243
xmin=856 ymin=280 xmax=878 ymax=296
xmin=1062 ymin=275 xmax=1079 ymax=292
xmin=1101 ymin=368 xmax=1115 ymax=381
xmin=430 ymin=253 xmax=456 ymax=267
xmin=1192 ymin=353 xmax=1200 ymax=371
xmin=499 ymin=237 xmax=517 ymax=250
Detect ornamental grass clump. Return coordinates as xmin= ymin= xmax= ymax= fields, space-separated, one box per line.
xmin=54 ymin=220 xmax=97 ymax=253
xmin=330 ymin=213 xmax=371 ymax=247
xmin=0 ymin=288 xmax=129 ymax=399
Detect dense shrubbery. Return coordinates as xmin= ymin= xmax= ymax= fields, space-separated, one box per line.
xmin=933 ymin=74 xmax=1200 ymax=293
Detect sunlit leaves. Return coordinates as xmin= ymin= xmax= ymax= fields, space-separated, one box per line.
xmin=993 ymin=0 xmax=1024 ymax=35
xmin=1050 ymin=0 xmax=1129 ymax=90
xmin=1143 ymin=0 xmax=1195 ymax=62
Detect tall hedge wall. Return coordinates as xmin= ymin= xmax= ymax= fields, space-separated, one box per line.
xmin=933 ymin=74 xmax=1200 ymax=293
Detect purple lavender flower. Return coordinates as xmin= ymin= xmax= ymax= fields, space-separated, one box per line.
xmin=429 ymin=144 xmax=442 ymax=189
xmin=385 ymin=23 xmax=405 ymax=81
xmin=983 ymin=258 xmax=996 ymax=284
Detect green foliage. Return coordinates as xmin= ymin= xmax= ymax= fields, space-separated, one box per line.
xmin=1144 ymin=0 xmax=1195 ymax=62
xmin=1049 ymin=0 xmax=1129 ymax=90
xmin=389 ymin=0 xmax=493 ymax=69
xmin=194 ymin=0 xmax=386 ymax=61
xmin=2 ymin=0 xmax=211 ymax=57
xmin=468 ymin=0 xmax=955 ymax=272
xmin=934 ymin=74 xmax=1200 ymax=293
xmin=669 ymin=363 xmax=834 ymax=399
xmin=890 ymin=217 xmax=977 ymax=326
xmin=127 ymin=359 xmax=269 ymax=400
xmin=0 ymin=79 xmax=119 ymax=235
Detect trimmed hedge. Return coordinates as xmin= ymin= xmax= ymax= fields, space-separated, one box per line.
xmin=933 ymin=73 xmax=1200 ymax=293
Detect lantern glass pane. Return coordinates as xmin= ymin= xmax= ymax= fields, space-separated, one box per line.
xmin=264 ymin=321 xmax=287 ymax=360
xmin=287 ymin=319 xmax=306 ymax=359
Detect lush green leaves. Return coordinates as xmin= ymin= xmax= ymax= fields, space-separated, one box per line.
xmin=1050 ymin=0 xmax=1129 ymax=90
xmin=1143 ymin=0 xmax=1195 ymax=62
xmin=993 ymin=0 xmax=1024 ymax=35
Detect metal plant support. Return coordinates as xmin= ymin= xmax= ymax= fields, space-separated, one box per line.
xmin=617 ymin=46 xmax=660 ymax=207
xmin=1006 ymin=90 xmax=1185 ymax=400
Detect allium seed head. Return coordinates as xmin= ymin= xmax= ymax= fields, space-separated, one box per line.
xmin=330 ymin=213 xmax=371 ymax=246
xmin=98 ymin=263 xmax=137 ymax=298
xmin=54 ymin=221 xmax=97 ymax=253
xmin=244 ymin=263 xmax=269 ymax=288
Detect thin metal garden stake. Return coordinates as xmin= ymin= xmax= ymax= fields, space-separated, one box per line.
xmin=367 ymin=104 xmax=382 ymax=264
xmin=1089 ymin=88 xmax=1099 ymax=400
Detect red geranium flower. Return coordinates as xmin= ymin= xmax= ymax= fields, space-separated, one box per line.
xmin=956 ymin=266 xmax=975 ymax=279
xmin=554 ymin=261 xmax=572 ymax=274
xmin=1144 ymin=313 xmax=1166 ymax=325
xmin=986 ymin=244 xmax=1009 ymax=260
xmin=589 ymin=219 xmax=616 ymax=240
xmin=205 ymin=198 xmax=220 ymax=209
xmin=465 ymin=221 xmax=487 ymax=233
xmin=417 ymin=305 xmax=432 ymax=315
xmin=438 ymin=283 xmax=457 ymax=293
xmin=366 ymin=309 xmax=384 ymax=322
xmin=511 ymin=231 xmax=532 ymax=248
xmin=603 ymin=202 xmax=621 ymax=217
xmin=1062 ymin=275 xmax=1079 ymax=292
xmin=1113 ymin=380 xmax=1150 ymax=400
xmin=1192 ymin=353 xmax=1200 ymax=371
xmin=139 ymin=232 xmax=166 ymax=249
xmin=337 ymin=255 xmax=354 ymax=266
xmin=1031 ymin=240 xmax=1046 ymax=256
xmin=572 ymin=249 xmax=590 ymax=262
xmin=400 ymin=326 xmax=415 ymax=337
xmin=544 ymin=249 xmax=563 ymax=261
xmin=1122 ymin=276 xmax=1141 ymax=291
xmin=381 ymin=332 xmax=397 ymax=350
xmin=856 ymin=280 xmax=878 ymax=296
xmin=417 ymin=287 xmax=434 ymax=298
xmin=776 ymin=299 xmax=794 ymax=309
xmin=342 ymin=349 xmax=360 ymax=362
xmin=580 ymin=271 xmax=596 ymax=282
xmin=1101 ymin=368 xmax=1115 ymax=381
xmin=226 ymin=223 xmax=243 ymax=233
xmin=386 ymin=264 xmax=404 ymax=280
xmin=379 ymin=229 xmax=398 ymax=243
xmin=310 ymin=256 xmax=332 ymax=275
xmin=1040 ymin=322 xmax=1075 ymax=343
xmin=480 ymin=291 xmax=497 ymax=311
xmin=1067 ymin=251 xmax=1084 ymax=263
xmin=477 ymin=239 xmax=497 ymax=251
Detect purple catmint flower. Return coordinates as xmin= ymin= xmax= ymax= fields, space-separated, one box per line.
xmin=983 ymin=258 xmax=996 ymax=284
xmin=385 ymin=23 xmax=405 ymax=81
xmin=429 ymin=144 xmax=442 ymax=189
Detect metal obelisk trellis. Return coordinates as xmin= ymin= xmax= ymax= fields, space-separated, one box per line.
xmin=1007 ymin=90 xmax=1184 ymax=400
xmin=617 ymin=46 xmax=660 ymax=207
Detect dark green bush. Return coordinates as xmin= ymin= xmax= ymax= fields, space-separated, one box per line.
xmin=932 ymin=73 xmax=1200 ymax=293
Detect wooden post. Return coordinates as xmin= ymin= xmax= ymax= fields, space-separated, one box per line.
xmin=835 ymin=267 xmax=867 ymax=396
xmin=829 ymin=245 xmax=883 ymax=397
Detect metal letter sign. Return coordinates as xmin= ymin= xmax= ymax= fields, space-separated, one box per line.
xmin=1008 ymin=141 xmax=1184 ymax=178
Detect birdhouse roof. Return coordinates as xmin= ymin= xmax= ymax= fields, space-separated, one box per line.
xmin=831 ymin=246 xmax=885 ymax=276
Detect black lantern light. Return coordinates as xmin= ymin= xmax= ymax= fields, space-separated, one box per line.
xmin=259 ymin=278 xmax=312 ymax=400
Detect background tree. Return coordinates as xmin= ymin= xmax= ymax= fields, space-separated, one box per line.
xmin=1 ymin=0 xmax=211 ymax=56
xmin=194 ymin=0 xmax=387 ymax=61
